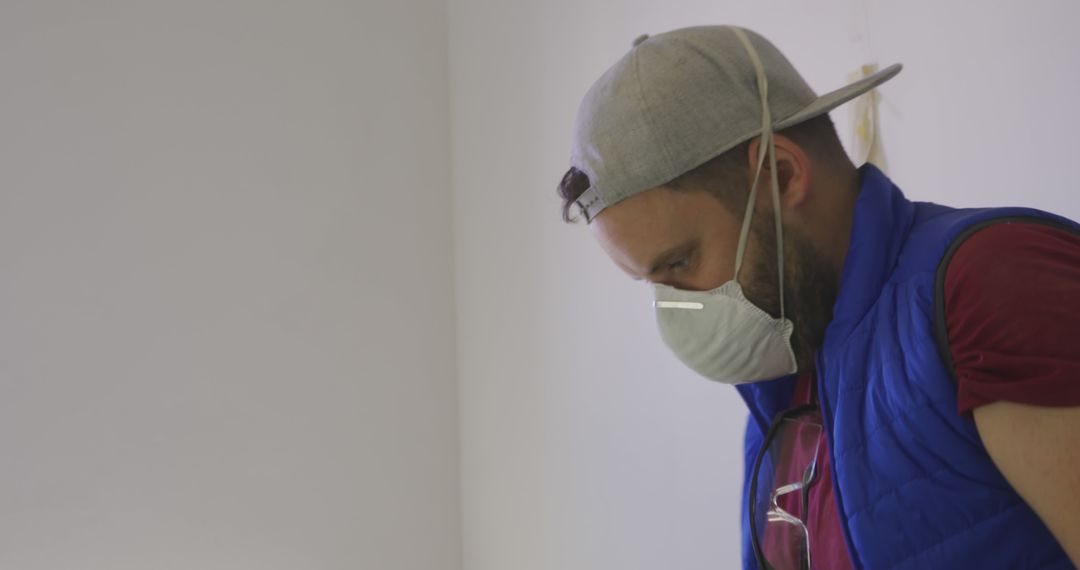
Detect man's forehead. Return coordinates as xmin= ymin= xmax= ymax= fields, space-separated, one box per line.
xmin=591 ymin=187 xmax=684 ymax=240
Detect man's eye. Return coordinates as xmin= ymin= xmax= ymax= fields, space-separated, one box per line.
xmin=668 ymin=258 xmax=690 ymax=271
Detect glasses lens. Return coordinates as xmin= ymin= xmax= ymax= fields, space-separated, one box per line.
xmin=751 ymin=409 xmax=823 ymax=570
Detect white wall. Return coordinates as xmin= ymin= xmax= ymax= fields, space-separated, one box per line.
xmin=0 ymin=2 xmax=460 ymax=569
xmin=4 ymin=1 xmax=1078 ymax=569
xmin=449 ymin=1 xmax=1080 ymax=569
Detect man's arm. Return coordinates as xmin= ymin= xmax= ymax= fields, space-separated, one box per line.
xmin=974 ymin=403 xmax=1080 ymax=565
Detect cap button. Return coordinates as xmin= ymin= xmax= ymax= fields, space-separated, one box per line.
xmin=632 ymin=34 xmax=650 ymax=47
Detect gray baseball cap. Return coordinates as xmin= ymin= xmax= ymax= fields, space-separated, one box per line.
xmin=569 ymin=25 xmax=902 ymax=222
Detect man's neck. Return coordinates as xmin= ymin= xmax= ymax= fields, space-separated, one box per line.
xmin=825 ymin=164 xmax=863 ymax=287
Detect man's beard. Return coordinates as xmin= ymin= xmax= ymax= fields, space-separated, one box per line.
xmin=740 ymin=211 xmax=840 ymax=373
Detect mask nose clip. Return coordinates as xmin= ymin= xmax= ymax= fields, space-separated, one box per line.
xmin=654 ymin=301 xmax=705 ymax=310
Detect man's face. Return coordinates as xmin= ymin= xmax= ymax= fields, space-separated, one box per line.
xmin=590 ymin=186 xmax=743 ymax=291
xmin=589 ymin=185 xmax=837 ymax=372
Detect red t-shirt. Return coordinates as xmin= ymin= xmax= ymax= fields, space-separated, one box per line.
xmin=789 ymin=223 xmax=1080 ymax=569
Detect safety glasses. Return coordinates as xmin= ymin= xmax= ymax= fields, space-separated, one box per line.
xmin=748 ymin=404 xmax=824 ymax=570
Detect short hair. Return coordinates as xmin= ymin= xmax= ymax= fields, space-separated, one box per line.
xmin=557 ymin=114 xmax=847 ymax=222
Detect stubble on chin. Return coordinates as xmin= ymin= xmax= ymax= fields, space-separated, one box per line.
xmin=742 ymin=225 xmax=839 ymax=374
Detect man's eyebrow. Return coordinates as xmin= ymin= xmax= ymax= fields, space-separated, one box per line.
xmin=646 ymin=242 xmax=693 ymax=276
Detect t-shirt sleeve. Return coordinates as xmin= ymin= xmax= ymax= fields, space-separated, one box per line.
xmin=943 ymin=222 xmax=1080 ymax=415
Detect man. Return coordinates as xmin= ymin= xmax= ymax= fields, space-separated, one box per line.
xmin=557 ymin=26 xmax=1080 ymax=569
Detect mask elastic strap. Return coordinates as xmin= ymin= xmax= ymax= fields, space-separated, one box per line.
xmin=733 ymin=123 xmax=770 ymax=279
xmin=732 ymin=28 xmax=786 ymax=321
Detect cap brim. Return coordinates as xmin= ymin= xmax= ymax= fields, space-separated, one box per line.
xmin=774 ymin=63 xmax=903 ymax=131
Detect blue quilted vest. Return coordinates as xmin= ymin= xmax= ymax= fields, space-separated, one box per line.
xmin=735 ymin=164 xmax=1077 ymax=569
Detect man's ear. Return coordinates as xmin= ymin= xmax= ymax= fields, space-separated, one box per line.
xmin=746 ymin=134 xmax=812 ymax=210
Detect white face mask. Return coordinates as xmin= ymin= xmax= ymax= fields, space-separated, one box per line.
xmin=652 ymin=28 xmax=798 ymax=384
